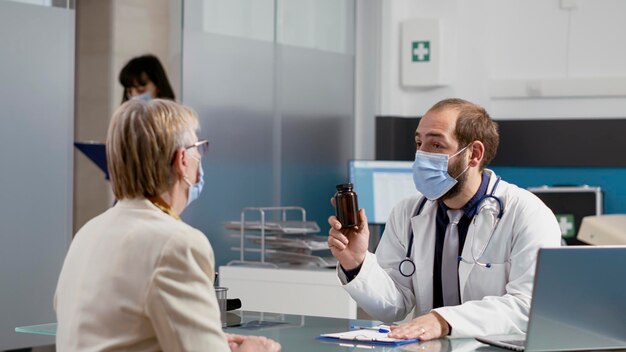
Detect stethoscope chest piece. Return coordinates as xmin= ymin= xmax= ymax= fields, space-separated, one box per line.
xmin=399 ymin=258 xmax=416 ymax=277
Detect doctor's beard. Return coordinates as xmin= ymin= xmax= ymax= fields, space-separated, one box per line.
xmin=441 ymin=156 xmax=469 ymax=201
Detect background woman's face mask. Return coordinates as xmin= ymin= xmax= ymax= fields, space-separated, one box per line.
xmin=412 ymin=146 xmax=468 ymax=200
xmin=130 ymin=91 xmax=153 ymax=102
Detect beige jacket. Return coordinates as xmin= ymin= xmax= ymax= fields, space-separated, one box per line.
xmin=54 ymin=199 xmax=230 ymax=351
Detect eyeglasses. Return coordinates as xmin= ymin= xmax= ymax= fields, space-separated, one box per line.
xmin=185 ymin=140 xmax=210 ymax=157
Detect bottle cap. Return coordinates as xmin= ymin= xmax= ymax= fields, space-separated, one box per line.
xmin=336 ymin=183 xmax=353 ymax=191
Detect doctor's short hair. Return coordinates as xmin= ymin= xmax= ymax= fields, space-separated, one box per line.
xmin=428 ymin=98 xmax=499 ymax=169
xmin=106 ymin=99 xmax=199 ymax=199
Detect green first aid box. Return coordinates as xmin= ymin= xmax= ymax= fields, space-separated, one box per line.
xmin=527 ymin=186 xmax=603 ymax=245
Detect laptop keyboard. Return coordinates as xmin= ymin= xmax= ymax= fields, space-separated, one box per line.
xmin=507 ymin=340 xmax=526 ymax=347
xmin=475 ymin=337 xmax=526 ymax=352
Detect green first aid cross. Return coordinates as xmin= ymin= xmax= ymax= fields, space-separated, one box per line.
xmin=412 ymin=41 xmax=430 ymax=62
xmin=556 ymin=214 xmax=576 ymax=238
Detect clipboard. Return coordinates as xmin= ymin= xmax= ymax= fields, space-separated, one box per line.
xmin=74 ymin=142 xmax=108 ymax=180
xmin=317 ymin=326 xmax=419 ymax=346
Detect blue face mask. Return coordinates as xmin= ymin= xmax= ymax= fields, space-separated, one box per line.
xmin=131 ymin=91 xmax=153 ymax=102
xmin=412 ymin=146 xmax=469 ymax=200
xmin=184 ymin=158 xmax=204 ymax=206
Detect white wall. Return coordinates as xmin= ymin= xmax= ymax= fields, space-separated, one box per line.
xmin=74 ymin=0 xmax=115 ymax=235
xmin=112 ymin=0 xmax=181 ymax=108
xmin=354 ymin=0 xmax=383 ymax=159
xmin=356 ymin=0 xmax=626 ymax=158
xmin=74 ymin=0 xmax=182 ymax=233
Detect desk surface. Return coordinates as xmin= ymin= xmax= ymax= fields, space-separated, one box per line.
xmin=16 ymin=311 xmax=501 ymax=351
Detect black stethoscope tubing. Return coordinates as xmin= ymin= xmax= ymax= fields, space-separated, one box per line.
xmin=398 ymin=177 xmax=504 ymax=277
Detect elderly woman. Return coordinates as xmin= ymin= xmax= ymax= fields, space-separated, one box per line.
xmin=55 ymin=100 xmax=280 ymax=351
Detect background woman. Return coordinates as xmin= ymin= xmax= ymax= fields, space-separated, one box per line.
xmin=119 ymin=54 xmax=176 ymax=103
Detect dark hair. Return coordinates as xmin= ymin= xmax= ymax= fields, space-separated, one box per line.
xmin=427 ymin=98 xmax=499 ymax=169
xmin=119 ymin=54 xmax=176 ymax=103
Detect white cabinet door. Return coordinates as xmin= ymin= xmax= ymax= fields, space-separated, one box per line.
xmin=219 ymin=266 xmax=357 ymax=319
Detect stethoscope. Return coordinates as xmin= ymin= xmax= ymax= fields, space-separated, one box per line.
xmin=398 ymin=177 xmax=505 ymax=277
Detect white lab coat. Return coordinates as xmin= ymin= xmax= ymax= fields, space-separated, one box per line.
xmin=338 ymin=170 xmax=562 ymax=337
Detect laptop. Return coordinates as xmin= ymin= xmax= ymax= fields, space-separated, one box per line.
xmin=476 ymin=246 xmax=626 ymax=352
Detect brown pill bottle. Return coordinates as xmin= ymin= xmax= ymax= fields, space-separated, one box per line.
xmin=335 ymin=183 xmax=359 ymax=228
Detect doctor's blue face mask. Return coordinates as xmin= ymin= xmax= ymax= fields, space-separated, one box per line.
xmin=412 ymin=145 xmax=469 ymax=200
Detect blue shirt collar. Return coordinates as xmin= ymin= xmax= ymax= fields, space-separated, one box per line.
xmin=438 ymin=171 xmax=490 ymax=219
xmin=464 ymin=171 xmax=490 ymax=218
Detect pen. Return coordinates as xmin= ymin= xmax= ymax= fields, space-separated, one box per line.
xmin=351 ymin=326 xmax=390 ymax=333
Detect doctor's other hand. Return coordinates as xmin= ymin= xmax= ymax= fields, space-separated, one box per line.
xmin=388 ymin=312 xmax=450 ymax=341
xmin=226 ymin=333 xmax=281 ymax=352
xmin=327 ymin=205 xmax=370 ymax=270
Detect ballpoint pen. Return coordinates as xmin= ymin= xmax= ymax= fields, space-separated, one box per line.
xmin=351 ymin=325 xmax=391 ymax=333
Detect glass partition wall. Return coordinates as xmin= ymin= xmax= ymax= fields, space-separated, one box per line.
xmin=0 ymin=1 xmax=74 ymax=349
xmin=182 ymin=0 xmax=355 ymax=268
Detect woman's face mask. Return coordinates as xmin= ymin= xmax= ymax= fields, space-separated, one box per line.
xmin=130 ymin=91 xmax=153 ymax=102
xmin=412 ymin=145 xmax=469 ymax=200
xmin=126 ymin=78 xmax=158 ymax=101
xmin=184 ymin=155 xmax=204 ymax=206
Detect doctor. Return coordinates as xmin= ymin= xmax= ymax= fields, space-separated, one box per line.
xmin=328 ymin=98 xmax=561 ymax=340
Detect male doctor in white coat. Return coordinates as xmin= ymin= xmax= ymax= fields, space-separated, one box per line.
xmin=328 ymin=98 xmax=561 ymax=341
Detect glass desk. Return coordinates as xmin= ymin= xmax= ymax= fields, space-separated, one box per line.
xmin=16 ymin=311 xmax=501 ymax=351
xmin=15 ymin=322 xmax=57 ymax=336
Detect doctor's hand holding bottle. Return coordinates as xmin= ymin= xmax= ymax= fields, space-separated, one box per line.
xmin=327 ymin=198 xmax=370 ymax=271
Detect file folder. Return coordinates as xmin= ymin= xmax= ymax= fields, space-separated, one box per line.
xmin=74 ymin=142 xmax=108 ymax=180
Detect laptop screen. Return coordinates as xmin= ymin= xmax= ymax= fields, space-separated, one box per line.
xmin=525 ymin=247 xmax=626 ymax=351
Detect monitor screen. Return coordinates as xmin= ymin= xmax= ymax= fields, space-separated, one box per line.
xmin=348 ymin=160 xmax=416 ymax=224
